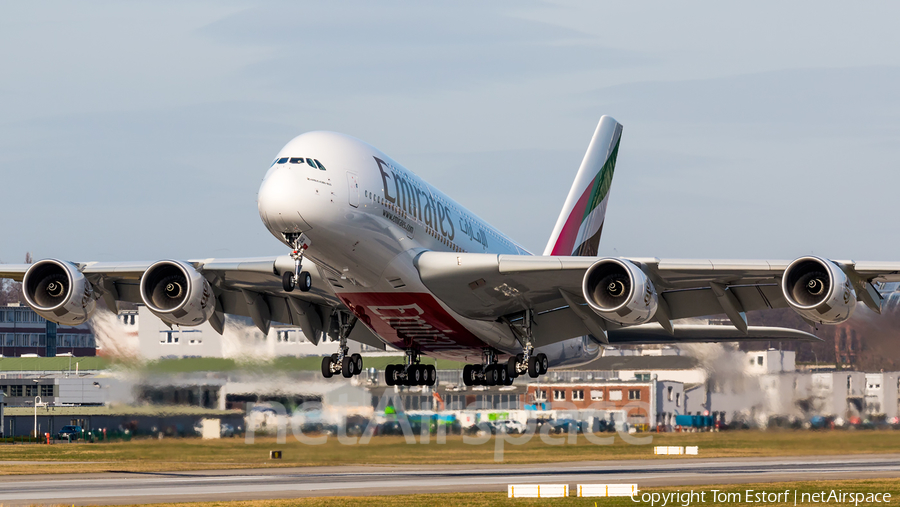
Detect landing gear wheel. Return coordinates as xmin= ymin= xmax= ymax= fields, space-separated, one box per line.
xmin=342 ymin=356 xmax=354 ymax=378
xmin=498 ymin=366 xmax=508 ymax=385
xmin=282 ymin=271 xmax=295 ymax=292
xmin=351 ymin=353 xmax=363 ymax=375
xmin=391 ymin=365 xmax=403 ymax=386
xmin=528 ymin=356 xmax=539 ymax=378
xmin=321 ymin=356 xmax=334 ymax=378
xmin=426 ymin=365 xmax=436 ymax=386
xmin=463 ymin=365 xmax=473 ymax=386
xmin=504 ymin=372 xmax=514 ymax=386
xmin=412 ymin=365 xmax=424 ymax=385
xmin=537 ymin=353 xmax=549 ymax=375
xmin=506 ymin=357 xmax=518 ymax=379
xmin=298 ymin=271 xmax=312 ymax=292
xmin=487 ymin=365 xmax=500 ymax=386
xmin=385 ymin=365 xmax=396 ymax=386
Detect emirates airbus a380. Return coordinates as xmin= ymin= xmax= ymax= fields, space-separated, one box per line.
xmin=3 ymin=116 xmax=897 ymax=387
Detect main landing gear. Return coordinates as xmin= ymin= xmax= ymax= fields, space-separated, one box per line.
xmin=282 ymin=232 xmax=312 ymax=293
xmin=461 ymin=348 xmax=545 ymax=387
xmin=320 ymin=312 xmax=363 ymax=379
xmin=502 ymin=309 xmax=549 ymax=381
xmin=462 ymin=349 xmax=510 ymax=387
xmin=384 ymin=349 xmax=437 ymax=387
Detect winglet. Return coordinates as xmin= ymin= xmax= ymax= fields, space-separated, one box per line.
xmin=544 ymin=116 xmax=623 ymax=256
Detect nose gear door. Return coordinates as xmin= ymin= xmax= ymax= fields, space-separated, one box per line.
xmin=347 ymin=172 xmax=359 ymax=208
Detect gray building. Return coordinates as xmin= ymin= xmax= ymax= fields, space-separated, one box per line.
xmin=0 ymin=375 xmax=111 ymax=408
xmin=0 ymin=304 xmax=96 ymax=357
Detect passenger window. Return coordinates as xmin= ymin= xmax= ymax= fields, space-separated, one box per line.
xmin=277 ymin=158 xmax=289 ymax=164
xmin=315 ymin=159 xmax=326 ymax=170
xmin=306 ymin=158 xmax=316 ymax=168
xmin=289 ymin=157 xmax=303 ymax=164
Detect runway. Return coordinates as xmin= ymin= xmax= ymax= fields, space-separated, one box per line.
xmin=2 ymin=454 xmax=900 ymax=506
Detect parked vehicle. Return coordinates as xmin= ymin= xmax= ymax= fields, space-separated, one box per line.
xmin=593 ymin=419 xmax=616 ymax=433
xmin=221 ymin=423 xmax=236 ymax=437
xmin=675 ymin=415 xmax=714 ymax=430
xmin=545 ymin=418 xmax=579 ymax=435
xmin=490 ymin=419 xmax=527 ymax=434
xmin=57 ymin=425 xmax=82 ymax=440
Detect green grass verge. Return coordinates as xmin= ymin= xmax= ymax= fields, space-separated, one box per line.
xmin=0 ymin=356 xmax=109 ymax=371
xmin=2 ymin=429 xmax=900 ymax=476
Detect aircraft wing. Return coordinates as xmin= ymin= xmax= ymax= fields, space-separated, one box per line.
xmin=0 ymin=257 xmax=386 ymax=347
xmin=414 ymin=252 xmax=900 ymax=346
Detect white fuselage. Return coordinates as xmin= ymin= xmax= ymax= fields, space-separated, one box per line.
xmin=257 ymin=131 xmax=594 ymax=364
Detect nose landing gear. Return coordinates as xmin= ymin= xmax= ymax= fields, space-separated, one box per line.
xmin=282 ymin=233 xmax=312 ymax=293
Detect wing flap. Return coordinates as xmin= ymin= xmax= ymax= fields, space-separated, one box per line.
xmin=607 ymin=324 xmax=820 ymax=344
xmin=531 ymin=304 xmax=818 ymax=348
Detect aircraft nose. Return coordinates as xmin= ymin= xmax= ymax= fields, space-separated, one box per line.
xmin=258 ymin=165 xmax=311 ymax=236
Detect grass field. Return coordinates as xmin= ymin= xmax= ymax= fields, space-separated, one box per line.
xmin=2 ymin=429 xmax=899 ymax=476
xmin=22 ymin=479 xmax=900 ymax=507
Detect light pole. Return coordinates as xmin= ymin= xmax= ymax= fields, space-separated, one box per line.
xmin=33 ymin=395 xmax=44 ymax=440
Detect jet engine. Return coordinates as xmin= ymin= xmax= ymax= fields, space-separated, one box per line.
xmin=582 ymin=258 xmax=658 ymax=325
xmin=140 ymin=260 xmax=215 ymax=326
xmin=781 ymin=256 xmax=856 ymax=324
xmin=22 ymin=259 xmax=96 ymax=325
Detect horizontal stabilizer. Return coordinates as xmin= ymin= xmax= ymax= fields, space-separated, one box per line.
xmin=607 ymin=324 xmax=819 ymax=345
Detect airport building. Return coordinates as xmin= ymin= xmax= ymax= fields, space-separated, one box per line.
xmin=118 ymin=305 xmax=351 ymax=360
xmin=3 ymin=309 xmax=900 ymax=437
xmin=0 ymin=304 xmax=97 ymax=357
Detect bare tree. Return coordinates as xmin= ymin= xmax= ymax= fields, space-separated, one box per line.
xmin=0 ymin=252 xmax=29 ymax=305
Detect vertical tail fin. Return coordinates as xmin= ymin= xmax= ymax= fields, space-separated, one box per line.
xmin=543 ymin=116 xmax=622 ymax=257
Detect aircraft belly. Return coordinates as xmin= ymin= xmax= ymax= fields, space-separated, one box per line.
xmin=337 ymin=291 xmax=519 ymax=361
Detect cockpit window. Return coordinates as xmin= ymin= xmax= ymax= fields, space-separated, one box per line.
xmin=305 ymin=158 xmax=316 ymax=168
xmin=314 ymin=159 xmax=326 ymax=170
xmin=277 ymin=158 xmax=289 ymax=164
xmin=289 ymin=157 xmax=303 ymax=164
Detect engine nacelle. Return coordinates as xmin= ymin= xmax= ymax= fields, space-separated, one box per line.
xmin=582 ymin=258 xmax=658 ymax=325
xmin=781 ymin=256 xmax=856 ymax=325
xmin=140 ymin=260 xmax=215 ymax=326
xmin=22 ymin=259 xmax=96 ymax=325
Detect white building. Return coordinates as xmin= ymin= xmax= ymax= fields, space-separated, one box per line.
xmin=121 ymin=305 xmax=347 ymax=360
xmin=683 ymin=349 xmax=887 ymax=425
xmin=745 ymin=349 xmax=796 ymax=375
xmin=864 ymin=372 xmax=899 ymax=419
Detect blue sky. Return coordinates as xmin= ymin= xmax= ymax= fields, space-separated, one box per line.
xmin=2 ymin=1 xmax=900 ymax=262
